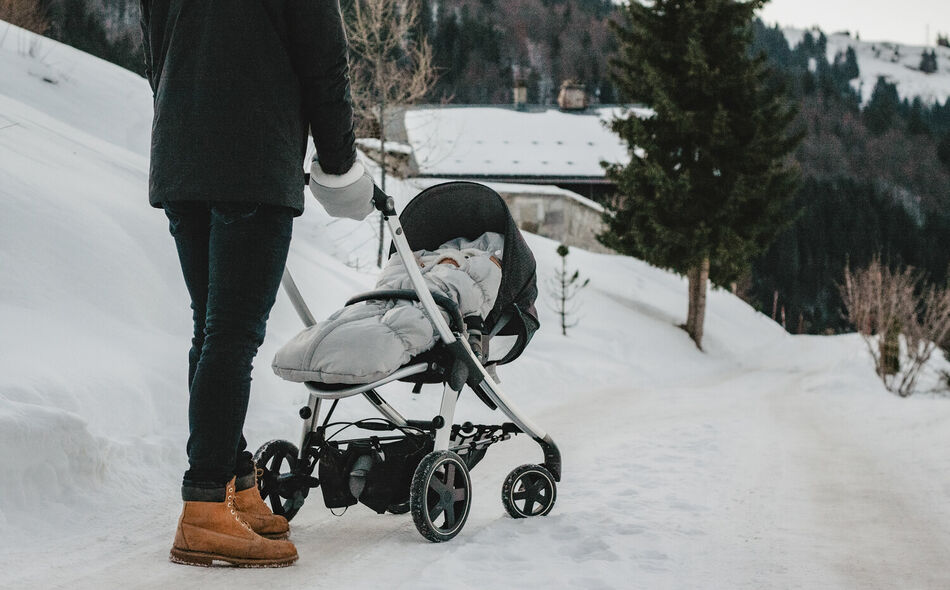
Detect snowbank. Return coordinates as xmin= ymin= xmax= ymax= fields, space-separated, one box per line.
xmin=0 ymin=21 xmax=153 ymax=155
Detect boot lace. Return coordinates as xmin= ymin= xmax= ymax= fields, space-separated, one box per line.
xmin=227 ymin=482 xmax=254 ymax=533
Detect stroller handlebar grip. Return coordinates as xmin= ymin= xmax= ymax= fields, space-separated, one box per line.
xmin=372 ymin=185 xmax=396 ymax=216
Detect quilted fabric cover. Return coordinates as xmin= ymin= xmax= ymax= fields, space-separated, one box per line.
xmin=272 ymin=232 xmax=503 ymax=384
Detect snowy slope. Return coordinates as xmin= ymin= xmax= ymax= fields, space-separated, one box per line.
xmin=0 ymin=23 xmax=152 ymax=155
xmin=784 ymin=27 xmax=950 ymax=105
xmin=2 ymin=21 xmax=950 ymax=590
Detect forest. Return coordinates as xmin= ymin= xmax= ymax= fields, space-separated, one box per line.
xmin=749 ymin=22 xmax=950 ymax=333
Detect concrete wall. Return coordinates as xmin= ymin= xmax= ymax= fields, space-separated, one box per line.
xmin=497 ymin=191 xmax=612 ymax=253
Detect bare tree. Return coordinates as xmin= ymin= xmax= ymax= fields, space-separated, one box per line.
xmin=344 ymin=0 xmax=435 ymax=267
xmin=547 ymin=244 xmax=590 ymax=336
xmin=0 ymin=0 xmax=49 ymax=35
xmin=839 ymin=257 xmax=950 ymax=396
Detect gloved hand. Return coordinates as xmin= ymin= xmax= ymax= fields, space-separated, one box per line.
xmin=309 ymin=157 xmax=375 ymax=221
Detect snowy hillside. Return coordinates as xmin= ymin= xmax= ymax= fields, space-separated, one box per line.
xmin=2 ymin=21 xmax=950 ymax=589
xmin=785 ymin=27 xmax=950 ymax=105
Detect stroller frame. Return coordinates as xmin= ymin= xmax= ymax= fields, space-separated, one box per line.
xmin=257 ymin=187 xmax=560 ymax=542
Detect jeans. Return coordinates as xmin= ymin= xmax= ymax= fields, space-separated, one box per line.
xmin=163 ymin=201 xmax=293 ymax=499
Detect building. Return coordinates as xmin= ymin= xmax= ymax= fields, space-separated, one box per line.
xmin=396 ymin=104 xmax=650 ymax=201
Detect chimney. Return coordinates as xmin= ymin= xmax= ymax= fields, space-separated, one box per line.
xmin=557 ymin=80 xmax=588 ymax=111
xmin=513 ymin=78 xmax=528 ymax=110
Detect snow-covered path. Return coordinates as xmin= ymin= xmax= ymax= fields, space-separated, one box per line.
xmin=6 ymin=359 xmax=949 ymax=590
xmin=762 ymin=377 xmax=950 ymax=589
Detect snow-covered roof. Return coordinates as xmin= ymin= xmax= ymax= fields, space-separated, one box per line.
xmin=404 ymin=106 xmax=648 ymax=179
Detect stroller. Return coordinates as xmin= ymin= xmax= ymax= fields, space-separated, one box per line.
xmin=254 ymin=181 xmax=561 ymax=542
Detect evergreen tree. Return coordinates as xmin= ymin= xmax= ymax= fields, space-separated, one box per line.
xmin=864 ymin=77 xmax=900 ymax=135
xmin=799 ymin=31 xmax=816 ymax=58
xmin=602 ymin=0 xmax=801 ymax=348
xmin=907 ymin=97 xmax=930 ymax=135
xmin=920 ymin=49 xmax=938 ymax=74
xmin=816 ymin=32 xmax=828 ymax=58
xmin=838 ymin=46 xmax=860 ymax=80
xmin=939 ymin=132 xmax=950 ymax=171
xmin=751 ymin=19 xmax=793 ymax=69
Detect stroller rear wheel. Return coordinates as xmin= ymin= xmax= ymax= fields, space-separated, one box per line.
xmin=501 ymin=464 xmax=557 ymax=518
xmin=410 ymin=451 xmax=472 ymax=542
xmin=253 ymin=439 xmax=306 ymax=521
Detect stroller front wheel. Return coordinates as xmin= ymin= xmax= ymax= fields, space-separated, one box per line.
xmin=501 ymin=464 xmax=557 ymax=518
xmin=410 ymin=451 xmax=472 ymax=542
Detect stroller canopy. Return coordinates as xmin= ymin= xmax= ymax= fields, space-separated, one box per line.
xmin=393 ymin=182 xmax=540 ymax=356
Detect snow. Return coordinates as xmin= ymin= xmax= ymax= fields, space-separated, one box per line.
xmin=2 ymin=20 xmax=950 ymax=589
xmin=783 ymin=27 xmax=950 ymax=105
xmin=404 ymin=106 xmax=648 ymax=177
xmin=0 ymin=22 xmax=153 ymax=155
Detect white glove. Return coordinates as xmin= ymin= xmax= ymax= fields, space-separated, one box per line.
xmin=309 ymin=158 xmax=375 ymax=221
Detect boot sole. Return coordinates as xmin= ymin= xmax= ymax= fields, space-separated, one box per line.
xmin=169 ymin=548 xmax=297 ymax=568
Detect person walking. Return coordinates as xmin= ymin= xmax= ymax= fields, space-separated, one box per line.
xmin=140 ymin=0 xmax=376 ymax=567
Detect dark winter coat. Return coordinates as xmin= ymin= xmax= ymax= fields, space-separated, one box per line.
xmin=140 ymin=0 xmax=357 ymax=215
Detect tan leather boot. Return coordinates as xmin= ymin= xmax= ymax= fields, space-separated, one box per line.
xmin=233 ymin=468 xmax=291 ymax=540
xmin=170 ymin=480 xmax=297 ymax=567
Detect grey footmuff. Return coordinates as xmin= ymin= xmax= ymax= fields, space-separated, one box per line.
xmin=273 ymin=232 xmax=504 ymax=384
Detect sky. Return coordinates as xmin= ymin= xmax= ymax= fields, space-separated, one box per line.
xmin=758 ymin=0 xmax=950 ymax=46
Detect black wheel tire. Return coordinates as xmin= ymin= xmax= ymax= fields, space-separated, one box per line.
xmin=253 ymin=439 xmax=303 ymax=521
xmin=501 ymin=464 xmax=557 ymax=518
xmin=410 ymin=451 xmax=472 ymax=542
xmin=387 ymin=501 xmax=411 ymax=515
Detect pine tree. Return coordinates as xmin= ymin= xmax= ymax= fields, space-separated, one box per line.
xmin=920 ymin=49 xmax=938 ymax=74
xmin=839 ymin=46 xmax=860 ymax=80
xmin=938 ymin=132 xmax=950 ymax=171
xmin=864 ymin=76 xmax=900 ymax=135
xmin=602 ymin=0 xmax=801 ymax=349
xmin=907 ymin=97 xmax=930 ymax=135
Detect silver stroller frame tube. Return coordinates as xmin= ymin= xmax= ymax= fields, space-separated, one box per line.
xmin=280 ymin=189 xmax=560 ymax=481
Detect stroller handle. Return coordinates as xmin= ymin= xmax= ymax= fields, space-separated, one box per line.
xmin=372 ymin=185 xmax=397 ymax=216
